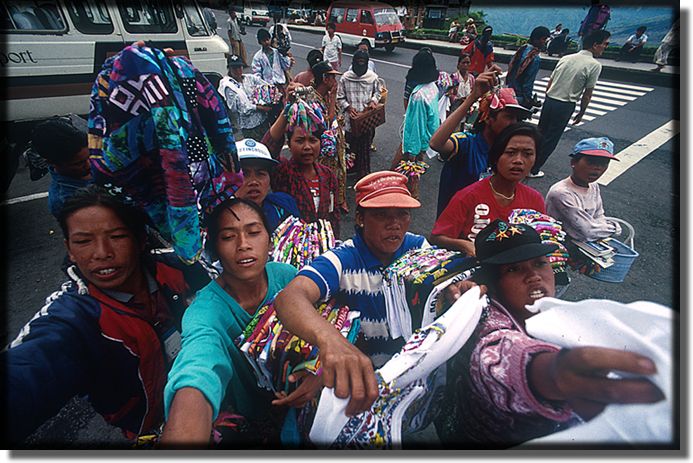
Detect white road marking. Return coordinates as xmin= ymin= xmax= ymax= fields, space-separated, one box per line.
xmin=591 ymin=89 xmax=637 ymax=101
xmin=1 ymin=192 xmax=48 ymax=206
xmin=597 ymin=120 xmax=679 ymax=186
xmin=533 ymin=80 xmax=645 ymax=97
xmin=588 ymin=95 xmax=629 ymax=106
xmin=593 ymin=86 xmax=646 ymax=97
xmin=538 ymin=76 xmax=653 ymax=93
xmin=592 ymin=80 xmax=654 ymax=92
xmin=292 ymin=42 xmax=410 ymax=68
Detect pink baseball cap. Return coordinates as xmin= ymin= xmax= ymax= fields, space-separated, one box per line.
xmin=479 ymin=87 xmax=531 ymax=122
xmin=355 ymin=171 xmax=421 ymax=209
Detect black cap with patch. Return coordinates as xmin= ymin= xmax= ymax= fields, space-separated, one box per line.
xmin=475 ymin=219 xmax=558 ymax=265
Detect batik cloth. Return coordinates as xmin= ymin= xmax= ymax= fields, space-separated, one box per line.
xmin=507 ymin=208 xmax=570 ymax=276
xmin=435 ymin=298 xmax=576 ymax=448
xmin=309 ymin=286 xmax=486 ymax=449
xmin=88 ymin=45 xmax=242 ymax=264
xmin=270 ymin=216 xmax=336 ymax=270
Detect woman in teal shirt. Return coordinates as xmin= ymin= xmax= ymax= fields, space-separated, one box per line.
xmin=161 ymin=198 xmax=297 ymax=447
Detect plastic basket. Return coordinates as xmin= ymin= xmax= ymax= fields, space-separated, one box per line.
xmin=589 ymin=218 xmax=638 ymax=283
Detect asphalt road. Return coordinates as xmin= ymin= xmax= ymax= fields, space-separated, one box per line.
xmin=2 ymin=15 xmax=679 ymax=447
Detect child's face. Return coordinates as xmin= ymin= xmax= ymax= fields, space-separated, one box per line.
xmin=289 ymin=127 xmax=320 ymax=166
xmin=571 ymin=155 xmax=611 ymax=185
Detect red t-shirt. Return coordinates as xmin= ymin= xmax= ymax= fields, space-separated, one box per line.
xmin=432 ymin=177 xmax=546 ymax=242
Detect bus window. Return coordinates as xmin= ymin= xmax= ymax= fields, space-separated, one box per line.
xmin=116 ymin=0 xmax=176 ymax=34
xmin=345 ymin=8 xmax=358 ymax=23
xmin=3 ymin=0 xmax=67 ymax=32
xmin=64 ymin=0 xmax=113 ymax=34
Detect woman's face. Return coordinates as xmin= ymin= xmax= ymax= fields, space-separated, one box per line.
xmin=357 ymin=208 xmax=411 ymax=264
xmin=289 ymin=127 xmax=320 ymax=166
xmin=236 ymin=165 xmax=271 ymax=206
xmin=215 ymin=203 xmax=270 ymax=283
xmin=496 ymin=256 xmax=556 ymax=316
xmin=457 ymin=56 xmax=471 ymax=73
xmin=495 ymin=134 xmax=536 ymax=183
xmin=65 ymin=205 xmax=143 ymax=294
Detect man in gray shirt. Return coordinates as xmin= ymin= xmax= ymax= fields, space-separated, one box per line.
xmin=227 ymin=8 xmax=248 ymax=67
xmin=530 ymin=29 xmax=610 ymax=178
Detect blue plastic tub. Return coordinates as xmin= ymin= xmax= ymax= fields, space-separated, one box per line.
xmin=589 ymin=238 xmax=639 ymax=283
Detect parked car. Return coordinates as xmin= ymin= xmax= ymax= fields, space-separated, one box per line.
xmin=241 ymin=2 xmax=271 ymax=26
xmin=326 ymin=1 xmax=405 ymax=53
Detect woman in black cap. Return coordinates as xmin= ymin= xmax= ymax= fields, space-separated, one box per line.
xmin=435 ymin=219 xmax=664 ymax=447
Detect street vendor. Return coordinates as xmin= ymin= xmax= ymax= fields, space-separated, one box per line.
xmin=161 ymin=198 xmax=297 ymax=448
xmin=435 ymin=219 xmax=664 ymax=447
xmin=273 ymin=171 xmax=429 ymax=416
xmin=3 ymin=185 xmax=209 ymax=445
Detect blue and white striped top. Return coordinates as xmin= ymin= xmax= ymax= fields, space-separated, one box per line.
xmin=298 ymin=231 xmax=429 ymax=367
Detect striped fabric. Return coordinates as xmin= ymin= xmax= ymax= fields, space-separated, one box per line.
xmin=298 ymin=231 xmax=429 ymax=367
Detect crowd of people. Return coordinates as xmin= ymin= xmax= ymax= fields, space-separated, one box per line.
xmin=2 ymin=14 xmax=672 ymax=451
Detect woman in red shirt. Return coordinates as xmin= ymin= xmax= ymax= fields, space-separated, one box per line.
xmin=430 ymin=123 xmax=545 ymax=256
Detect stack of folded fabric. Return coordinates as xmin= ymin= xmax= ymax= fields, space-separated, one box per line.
xmin=508 ymin=208 xmax=570 ymax=273
xmin=270 ymin=217 xmax=336 ymax=270
xmin=236 ymin=298 xmax=360 ymax=394
xmin=382 ymin=247 xmax=476 ymax=340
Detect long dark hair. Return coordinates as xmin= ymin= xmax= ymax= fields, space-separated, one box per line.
xmin=487 ymin=123 xmax=541 ymax=172
xmin=405 ymin=48 xmax=439 ymax=87
xmin=204 ymin=197 xmax=270 ymax=260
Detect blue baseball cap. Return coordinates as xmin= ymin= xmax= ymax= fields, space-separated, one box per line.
xmin=570 ymin=137 xmax=619 ymax=160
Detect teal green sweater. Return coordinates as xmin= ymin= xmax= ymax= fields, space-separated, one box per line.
xmin=164 ymin=262 xmax=297 ymax=420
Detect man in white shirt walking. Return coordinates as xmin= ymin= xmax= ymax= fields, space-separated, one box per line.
xmin=322 ymin=22 xmax=342 ymax=71
xmin=530 ymin=29 xmax=610 ymax=178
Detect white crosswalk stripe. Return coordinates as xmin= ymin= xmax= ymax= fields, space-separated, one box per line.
xmin=525 ymin=77 xmax=654 ymax=131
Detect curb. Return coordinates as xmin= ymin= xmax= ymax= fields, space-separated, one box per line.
xmin=287 ymin=24 xmax=678 ymax=89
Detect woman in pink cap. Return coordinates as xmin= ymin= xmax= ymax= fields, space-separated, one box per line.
xmin=271 ymin=171 xmax=429 ymax=416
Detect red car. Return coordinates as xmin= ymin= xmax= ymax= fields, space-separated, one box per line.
xmin=326 ymin=1 xmax=405 ymax=53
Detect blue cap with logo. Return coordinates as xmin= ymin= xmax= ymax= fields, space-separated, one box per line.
xmin=570 ymin=137 xmax=619 ymax=160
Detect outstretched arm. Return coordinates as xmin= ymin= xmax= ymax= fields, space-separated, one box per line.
xmin=160 ymin=388 xmax=213 ymax=448
xmin=274 ymin=276 xmax=379 ymax=416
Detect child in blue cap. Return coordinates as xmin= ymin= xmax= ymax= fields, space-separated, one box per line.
xmin=545 ymin=137 xmax=621 ymax=243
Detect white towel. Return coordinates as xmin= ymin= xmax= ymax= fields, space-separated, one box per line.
xmin=523 ymin=297 xmax=674 ymax=445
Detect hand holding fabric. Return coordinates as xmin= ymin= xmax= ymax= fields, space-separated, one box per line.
xmin=272 ymin=371 xmax=323 ymax=409
xmin=317 ymin=330 xmax=379 ymax=416
xmin=530 ymin=347 xmax=665 ymax=420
